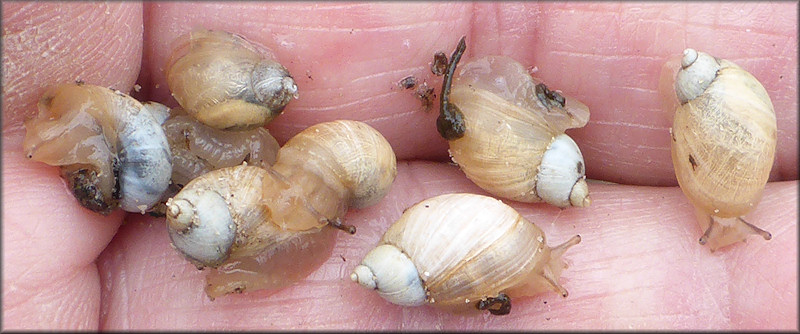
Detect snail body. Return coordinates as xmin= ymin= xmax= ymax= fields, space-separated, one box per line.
xmin=165 ymin=29 xmax=298 ymax=131
xmin=23 ymin=83 xmax=172 ymax=215
xmin=438 ymin=38 xmax=591 ymax=207
xmin=351 ymin=193 xmax=581 ymax=315
xmin=666 ymin=49 xmax=776 ymax=251
xmin=162 ymin=108 xmax=280 ymax=188
xmin=147 ymin=108 xmax=281 ymax=216
xmin=166 ymin=120 xmax=397 ymax=298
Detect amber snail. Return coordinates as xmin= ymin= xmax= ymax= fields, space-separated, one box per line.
xmin=437 ymin=37 xmax=592 ymax=208
xmin=165 ymin=29 xmax=298 ymax=131
xmin=23 ymin=82 xmax=173 ymax=215
xmin=165 ymin=120 xmax=397 ymax=299
xmin=663 ymin=48 xmax=777 ymax=251
xmin=351 ymin=193 xmax=581 ymax=315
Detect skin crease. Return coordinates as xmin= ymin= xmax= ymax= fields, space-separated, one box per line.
xmin=0 ymin=1 xmax=796 ymax=331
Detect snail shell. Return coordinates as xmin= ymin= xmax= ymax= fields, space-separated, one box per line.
xmin=165 ymin=29 xmax=298 ymax=131
xmin=351 ymin=193 xmax=581 ymax=315
xmin=666 ymin=49 xmax=776 ymax=251
xmin=23 ymin=83 xmax=172 ymax=215
xmin=166 ymin=120 xmax=397 ymax=298
xmin=438 ymin=38 xmax=591 ymax=208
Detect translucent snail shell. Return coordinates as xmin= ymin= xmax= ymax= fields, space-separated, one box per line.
xmin=165 ymin=120 xmax=397 ymax=299
xmin=351 ymin=193 xmax=581 ymax=315
xmin=165 ymin=29 xmax=298 ymax=131
xmin=437 ymin=37 xmax=591 ymax=208
xmin=23 ymin=82 xmax=172 ymax=215
xmin=665 ymin=48 xmax=777 ymax=251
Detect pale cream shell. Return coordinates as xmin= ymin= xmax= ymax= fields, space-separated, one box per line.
xmin=447 ymin=56 xmax=590 ymax=204
xmin=671 ymin=59 xmax=777 ymax=218
xmin=379 ymin=193 xmax=575 ymax=313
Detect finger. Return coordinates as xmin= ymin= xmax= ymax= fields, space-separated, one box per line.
xmin=1 ymin=2 xmax=144 ymax=136
xmin=141 ymin=2 xmax=797 ymax=185
xmin=1 ymin=2 xmax=142 ymax=330
xmin=97 ymin=161 xmax=797 ymax=330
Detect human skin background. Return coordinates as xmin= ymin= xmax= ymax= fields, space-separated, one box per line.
xmin=1 ymin=1 xmax=797 ymax=330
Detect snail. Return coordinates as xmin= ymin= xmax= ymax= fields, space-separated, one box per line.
xmin=351 ymin=193 xmax=581 ymax=315
xmin=437 ymin=37 xmax=592 ymax=208
xmin=165 ymin=29 xmax=298 ymax=131
xmin=663 ymin=48 xmax=776 ymax=251
xmin=165 ymin=120 xmax=397 ymax=299
xmin=147 ymin=107 xmax=281 ymax=216
xmin=23 ymin=82 xmax=172 ymax=215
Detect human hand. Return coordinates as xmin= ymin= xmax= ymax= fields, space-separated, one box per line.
xmin=2 ymin=2 xmax=796 ymax=330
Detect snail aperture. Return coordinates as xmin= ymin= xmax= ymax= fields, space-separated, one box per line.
xmin=665 ymin=48 xmax=777 ymax=251
xmin=351 ymin=193 xmax=581 ymax=315
xmin=23 ymin=82 xmax=173 ymax=215
xmin=165 ymin=29 xmax=298 ymax=131
xmin=165 ymin=120 xmax=397 ymax=298
xmin=437 ymin=37 xmax=591 ymax=208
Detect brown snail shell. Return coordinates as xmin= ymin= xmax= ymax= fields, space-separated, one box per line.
xmin=165 ymin=29 xmax=298 ymax=131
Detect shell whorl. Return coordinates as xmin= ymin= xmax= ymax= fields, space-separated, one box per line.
xmin=166 ymin=165 xmax=268 ymax=268
xmin=536 ymin=134 xmax=590 ymax=208
xmin=675 ymin=48 xmax=721 ymax=104
xmin=351 ymin=244 xmax=427 ymax=307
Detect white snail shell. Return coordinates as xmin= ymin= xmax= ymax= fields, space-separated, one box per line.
xmin=351 ymin=193 xmax=581 ymax=315
xmin=166 ymin=120 xmax=397 ymax=298
xmin=165 ymin=29 xmax=298 ymax=131
xmin=667 ymin=48 xmax=777 ymax=251
xmin=439 ymin=43 xmax=591 ymax=208
xmin=23 ymin=83 xmax=172 ymax=215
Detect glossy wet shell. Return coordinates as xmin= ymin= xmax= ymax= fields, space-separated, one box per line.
xmin=671 ymin=58 xmax=777 ymax=218
xmin=379 ymin=193 xmax=560 ymax=313
xmin=447 ymin=56 xmax=590 ymax=204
